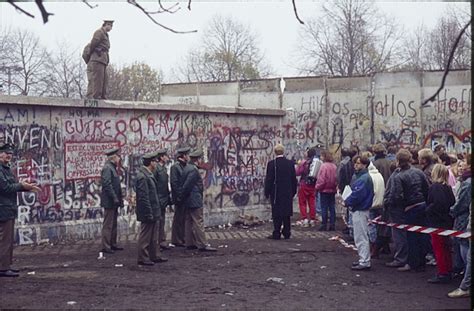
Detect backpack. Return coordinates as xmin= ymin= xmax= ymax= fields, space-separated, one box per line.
xmin=304 ymin=157 xmax=321 ymax=185
xmin=82 ymin=43 xmax=91 ymax=64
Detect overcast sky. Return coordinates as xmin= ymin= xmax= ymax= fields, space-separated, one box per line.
xmin=0 ymin=1 xmax=470 ymax=81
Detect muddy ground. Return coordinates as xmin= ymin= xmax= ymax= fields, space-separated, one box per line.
xmin=0 ymin=220 xmax=471 ymax=309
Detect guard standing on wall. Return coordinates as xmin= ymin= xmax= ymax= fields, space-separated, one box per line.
xmin=85 ymin=20 xmax=113 ymax=99
xmin=0 ymin=143 xmax=40 ymax=278
xmin=154 ymin=148 xmax=172 ymax=251
xmin=100 ymin=147 xmax=123 ymax=254
xmin=170 ymin=147 xmax=190 ymax=247
xmin=135 ymin=152 xmax=168 ymax=266
xmin=180 ymin=148 xmax=217 ymax=252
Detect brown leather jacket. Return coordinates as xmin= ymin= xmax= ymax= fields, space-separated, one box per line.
xmin=89 ymin=27 xmax=110 ymax=65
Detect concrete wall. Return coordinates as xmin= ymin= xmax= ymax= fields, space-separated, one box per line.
xmin=1 ymin=70 xmax=470 ymax=245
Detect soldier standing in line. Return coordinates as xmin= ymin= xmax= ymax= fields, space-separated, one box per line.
xmin=170 ymin=147 xmax=190 ymax=247
xmin=180 ymin=148 xmax=217 ymax=252
xmin=154 ymin=148 xmax=172 ymax=251
xmin=100 ymin=147 xmax=123 ymax=254
xmin=86 ymin=20 xmax=113 ymax=99
xmin=135 ymin=152 xmax=168 ymax=266
xmin=0 ymin=143 xmax=40 ymax=278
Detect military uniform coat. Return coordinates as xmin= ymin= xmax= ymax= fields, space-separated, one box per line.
xmin=89 ymin=27 xmax=110 ymax=65
xmin=264 ymin=157 xmax=298 ymax=218
xmin=154 ymin=163 xmax=171 ymax=209
xmin=180 ymin=162 xmax=204 ymax=209
xmin=135 ymin=167 xmax=161 ymax=223
xmin=0 ymin=163 xmax=24 ymax=222
xmin=170 ymin=160 xmax=186 ymax=205
xmin=100 ymin=161 xmax=123 ymax=209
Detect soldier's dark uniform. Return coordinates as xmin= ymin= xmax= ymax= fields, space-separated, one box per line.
xmin=86 ymin=20 xmax=113 ymax=99
xmin=154 ymin=148 xmax=172 ymax=250
xmin=170 ymin=147 xmax=190 ymax=246
xmin=100 ymin=147 xmax=123 ymax=253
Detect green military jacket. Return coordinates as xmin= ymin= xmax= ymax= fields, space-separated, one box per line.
xmin=135 ymin=166 xmax=161 ymax=222
xmin=170 ymin=160 xmax=186 ymax=205
xmin=89 ymin=27 xmax=110 ymax=65
xmin=0 ymin=163 xmax=24 ymax=222
xmin=100 ymin=161 xmax=123 ymax=209
xmin=154 ymin=163 xmax=171 ymax=209
xmin=180 ymin=162 xmax=204 ymax=209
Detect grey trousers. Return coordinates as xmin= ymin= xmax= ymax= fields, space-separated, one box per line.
xmin=352 ymin=210 xmax=371 ymax=267
xmin=137 ymin=221 xmax=158 ymax=263
xmin=86 ymin=61 xmax=108 ymax=99
xmin=185 ymin=208 xmax=206 ymax=249
xmin=460 ymin=241 xmax=471 ymax=291
xmin=392 ymin=227 xmax=408 ymax=264
xmin=158 ymin=208 xmax=166 ymax=246
xmin=0 ymin=219 xmax=14 ymax=270
xmin=171 ymin=204 xmax=186 ymax=245
xmin=101 ymin=208 xmax=118 ymax=251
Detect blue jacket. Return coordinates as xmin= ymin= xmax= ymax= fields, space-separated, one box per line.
xmin=345 ymin=168 xmax=374 ymax=212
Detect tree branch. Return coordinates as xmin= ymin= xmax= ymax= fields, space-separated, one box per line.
xmin=292 ymin=0 xmax=304 ymax=24
xmin=127 ymin=0 xmax=197 ymax=34
xmin=7 ymin=0 xmax=35 ymax=19
xmin=35 ymin=0 xmax=54 ymax=24
xmin=188 ymin=0 xmax=192 ymax=11
xmin=82 ymin=0 xmax=98 ymax=9
xmin=421 ymin=20 xmax=471 ymax=107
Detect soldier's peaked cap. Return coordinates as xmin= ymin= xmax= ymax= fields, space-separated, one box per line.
xmin=156 ymin=148 xmax=168 ymax=156
xmin=103 ymin=20 xmax=114 ymax=24
xmin=189 ymin=148 xmax=204 ymax=158
xmin=104 ymin=147 xmax=120 ymax=156
xmin=176 ymin=146 xmax=191 ymax=154
xmin=143 ymin=151 xmax=158 ymax=160
xmin=0 ymin=142 xmax=15 ymax=152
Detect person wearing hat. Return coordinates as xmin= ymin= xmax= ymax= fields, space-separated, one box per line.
xmin=264 ymin=144 xmax=298 ymax=240
xmin=100 ymin=147 xmax=123 ymax=254
xmin=180 ymin=148 xmax=216 ymax=252
xmin=86 ymin=19 xmax=113 ymax=99
xmin=135 ymin=152 xmax=167 ymax=266
xmin=170 ymin=146 xmax=190 ymax=247
xmin=153 ymin=148 xmax=172 ymax=251
xmin=0 ymin=143 xmax=40 ymax=277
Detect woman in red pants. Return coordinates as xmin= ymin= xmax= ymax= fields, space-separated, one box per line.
xmin=295 ymin=148 xmax=318 ymax=227
xmin=426 ymin=164 xmax=456 ymax=283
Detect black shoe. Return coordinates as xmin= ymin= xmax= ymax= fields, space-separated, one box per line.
xmin=101 ymin=248 xmax=115 ymax=254
xmin=137 ymin=261 xmax=155 ymax=266
xmin=111 ymin=246 xmax=124 ymax=251
xmin=173 ymin=243 xmax=185 ymax=248
xmin=352 ymin=261 xmax=360 ymax=267
xmin=9 ymin=267 xmax=20 ymax=273
xmin=352 ymin=264 xmax=371 ymax=271
xmin=328 ymin=225 xmax=335 ymax=231
xmin=199 ymin=246 xmax=217 ymax=252
xmin=428 ymin=274 xmax=451 ymax=284
xmin=318 ymin=225 xmax=327 ymax=231
xmin=152 ymin=257 xmax=169 ymax=263
xmin=266 ymin=235 xmax=281 ymax=240
xmin=0 ymin=270 xmax=19 ymax=277
xmin=283 ymin=236 xmax=290 ymax=240
xmin=186 ymin=245 xmax=198 ymax=250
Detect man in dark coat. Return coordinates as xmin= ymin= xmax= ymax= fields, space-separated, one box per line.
xmin=154 ymin=148 xmax=172 ymax=251
xmin=86 ymin=20 xmax=113 ymax=99
xmin=0 ymin=143 xmax=40 ymax=278
xmin=100 ymin=147 xmax=123 ymax=254
xmin=170 ymin=147 xmax=190 ymax=247
xmin=264 ymin=144 xmax=298 ymax=240
xmin=180 ymin=148 xmax=216 ymax=252
xmin=135 ymin=152 xmax=168 ymax=266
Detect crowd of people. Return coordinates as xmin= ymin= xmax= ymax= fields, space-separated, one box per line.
xmin=0 ymin=140 xmax=471 ymax=300
xmin=265 ymin=142 xmax=471 ymax=299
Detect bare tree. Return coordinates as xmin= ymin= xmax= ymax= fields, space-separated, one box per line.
xmin=108 ymin=62 xmax=162 ymax=102
xmin=173 ymin=15 xmax=271 ymax=82
xmin=44 ymin=40 xmax=86 ymax=98
xmin=2 ymin=28 xmax=50 ymax=95
xmin=295 ymin=0 xmax=403 ymax=76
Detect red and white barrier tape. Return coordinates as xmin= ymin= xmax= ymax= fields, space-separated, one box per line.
xmin=328 ymin=235 xmax=357 ymax=251
xmin=369 ymin=216 xmax=471 ymax=239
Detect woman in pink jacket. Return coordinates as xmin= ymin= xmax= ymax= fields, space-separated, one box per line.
xmin=315 ymin=150 xmax=338 ymax=231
